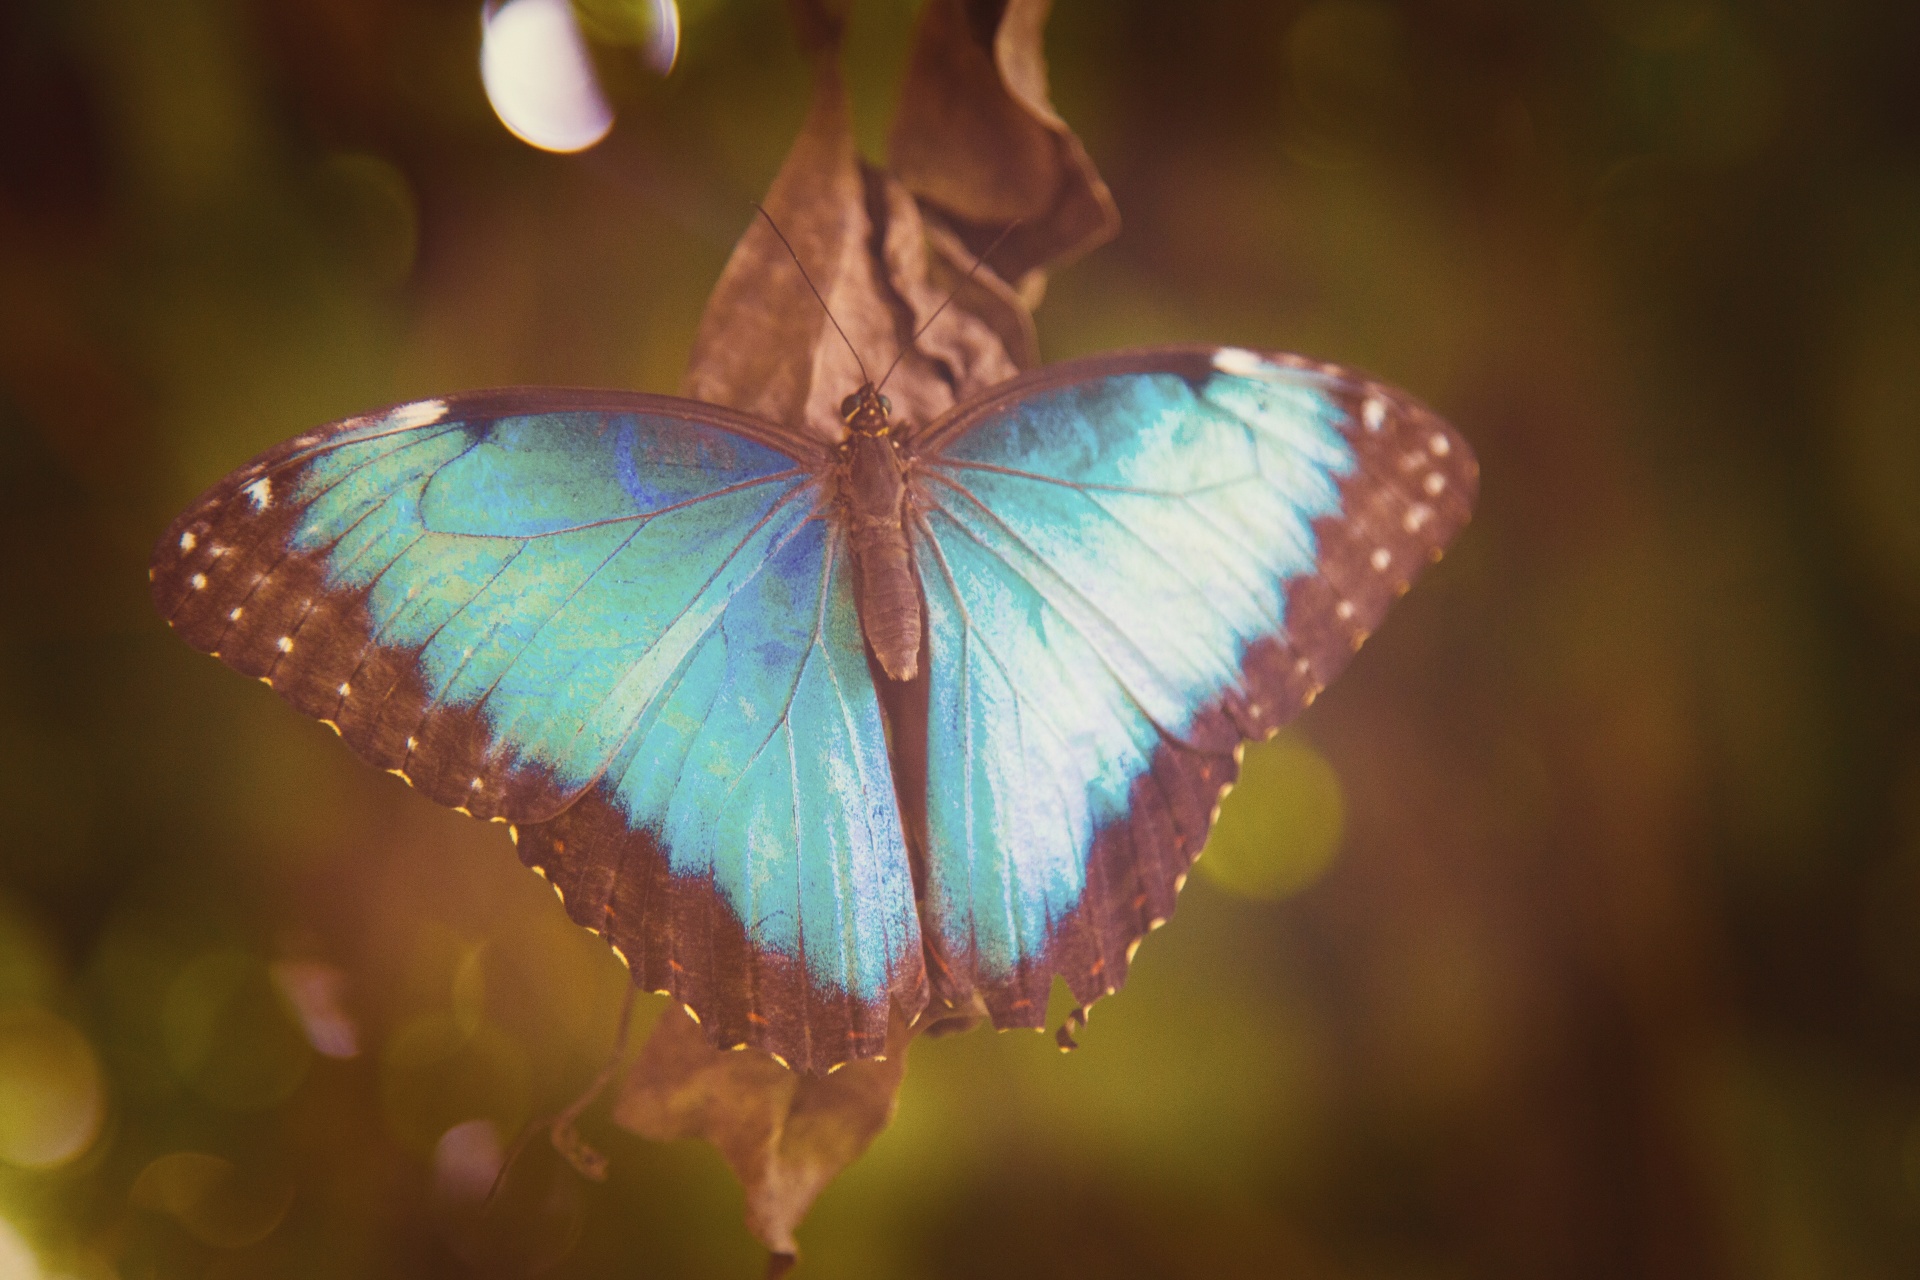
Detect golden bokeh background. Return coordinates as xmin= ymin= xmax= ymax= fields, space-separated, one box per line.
xmin=2 ymin=0 xmax=1918 ymax=1275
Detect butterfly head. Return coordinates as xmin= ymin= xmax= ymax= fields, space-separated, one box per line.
xmin=840 ymin=384 xmax=893 ymax=437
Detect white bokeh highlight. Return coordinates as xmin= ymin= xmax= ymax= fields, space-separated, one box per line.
xmin=480 ymin=0 xmax=615 ymax=154
xmin=641 ymin=0 xmax=680 ymax=74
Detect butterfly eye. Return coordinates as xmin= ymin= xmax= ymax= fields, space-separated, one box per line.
xmin=877 ymin=395 xmax=891 ymax=415
xmin=840 ymin=393 xmax=861 ymax=419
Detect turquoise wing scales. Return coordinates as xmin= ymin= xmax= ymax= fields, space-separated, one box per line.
xmin=907 ymin=346 xmax=1478 ymax=1029
xmin=516 ymin=517 xmax=923 ymax=1065
xmin=151 ymin=391 xmax=925 ymax=1070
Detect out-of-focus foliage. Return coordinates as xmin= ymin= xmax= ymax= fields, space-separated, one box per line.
xmin=0 ymin=0 xmax=1915 ymax=1276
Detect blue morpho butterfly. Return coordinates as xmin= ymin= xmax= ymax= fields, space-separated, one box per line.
xmin=151 ymin=324 xmax=1476 ymax=1073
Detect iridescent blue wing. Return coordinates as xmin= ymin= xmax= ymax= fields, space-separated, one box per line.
xmin=151 ymin=391 xmax=923 ymax=1071
xmin=907 ymin=346 xmax=1477 ymax=1030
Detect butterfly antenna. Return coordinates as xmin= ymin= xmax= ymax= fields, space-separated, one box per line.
xmin=875 ymin=219 xmax=1023 ymax=395
xmin=753 ymin=202 xmax=870 ymax=385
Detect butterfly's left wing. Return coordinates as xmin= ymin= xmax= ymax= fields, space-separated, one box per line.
xmin=907 ymin=346 xmax=1477 ymax=1028
xmin=152 ymin=392 xmax=924 ymax=1071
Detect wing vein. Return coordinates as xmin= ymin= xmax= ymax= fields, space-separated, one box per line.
xmin=931 ymin=457 xmax=1256 ymax=499
xmin=524 ymin=482 xmax=821 ymax=790
xmin=920 ymin=475 xmax=1193 ymax=744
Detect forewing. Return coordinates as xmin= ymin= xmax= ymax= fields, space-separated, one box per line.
xmin=910 ymin=346 xmax=1477 ymax=1026
xmin=152 ymin=392 xmax=923 ymax=1070
xmin=153 ymin=391 xmax=820 ymax=821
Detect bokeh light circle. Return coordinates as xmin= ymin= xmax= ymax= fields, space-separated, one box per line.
xmin=130 ymin=1151 xmax=295 ymax=1249
xmin=380 ymin=1013 xmax=531 ymax=1157
xmin=0 ymin=1218 xmax=41 ymax=1280
xmin=480 ymin=0 xmax=616 ymax=154
xmin=161 ymin=951 xmax=312 ymax=1110
xmin=0 ymin=1007 xmax=105 ymax=1170
xmin=1197 ymin=735 xmax=1347 ymax=900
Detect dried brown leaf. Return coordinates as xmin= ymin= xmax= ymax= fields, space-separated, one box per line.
xmin=613 ymin=1005 xmax=912 ymax=1259
xmin=680 ymin=66 xmax=1021 ymax=442
xmin=682 ymin=0 xmax=1114 ymax=446
xmin=678 ymin=59 xmax=873 ymax=445
xmin=890 ymin=0 xmax=1120 ymax=294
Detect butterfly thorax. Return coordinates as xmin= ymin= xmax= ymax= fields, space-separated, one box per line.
xmin=836 ymin=384 xmax=921 ymax=683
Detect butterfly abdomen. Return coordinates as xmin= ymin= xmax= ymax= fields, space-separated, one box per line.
xmin=841 ymin=433 xmax=921 ymax=682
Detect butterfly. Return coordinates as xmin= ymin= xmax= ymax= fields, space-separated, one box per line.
xmin=151 ymin=344 xmax=1476 ymax=1073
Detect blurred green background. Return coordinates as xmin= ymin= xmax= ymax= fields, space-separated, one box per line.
xmin=3 ymin=0 xmax=1919 ymax=1275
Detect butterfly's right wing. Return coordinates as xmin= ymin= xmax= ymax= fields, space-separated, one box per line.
xmin=908 ymin=347 xmax=1477 ymax=1030
xmin=152 ymin=392 xmax=923 ymax=1071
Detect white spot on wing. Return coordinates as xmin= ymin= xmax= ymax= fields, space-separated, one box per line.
xmin=1403 ymin=503 xmax=1434 ymax=533
xmin=1424 ymin=472 xmax=1447 ymax=496
xmin=1210 ymin=347 xmax=1272 ymax=379
xmin=276 ymin=636 xmax=294 ymax=653
xmin=190 ymin=573 xmax=207 ymax=590
xmin=1370 ymin=547 xmax=1392 ymax=572
xmin=1363 ymin=397 xmax=1388 ymax=431
xmin=1429 ymin=432 xmax=1451 ymax=456
xmin=1335 ymin=600 xmax=1356 ymax=621
xmin=388 ymin=399 xmax=449 ymax=429
xmin=228 ymin=607 xmax=243 ymax=621
xmin=337 ymin=682 xmax=351 ymax=697
xmin=244 ymin=478 xmax=273 ymax=509
xmin=179 ymin=531 xmax=197 ymax=552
